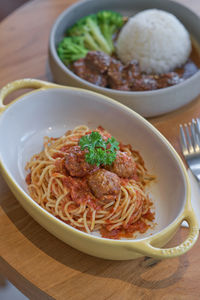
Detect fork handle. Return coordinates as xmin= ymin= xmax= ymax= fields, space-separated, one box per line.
xmin=190 ymin=166 xmax=200 ymax=183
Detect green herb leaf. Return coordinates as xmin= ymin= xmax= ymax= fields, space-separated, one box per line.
xmin=79 ymin=131 xmax=119 ymax=166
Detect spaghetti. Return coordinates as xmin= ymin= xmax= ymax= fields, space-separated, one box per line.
xmin=25 ymin=125 xmax=155 ymax=239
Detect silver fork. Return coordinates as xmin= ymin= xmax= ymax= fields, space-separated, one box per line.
xmin=180 ymin=118 xmax=200 ymax=182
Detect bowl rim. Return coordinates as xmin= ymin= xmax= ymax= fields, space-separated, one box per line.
xmin=49 ymin=0 xmax=200 ymax=96
xmin=0 ymin=81 xmax=191 ymax=245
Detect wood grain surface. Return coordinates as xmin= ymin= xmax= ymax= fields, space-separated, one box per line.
xmin=0 ymin=0 xmax=200 ymax=299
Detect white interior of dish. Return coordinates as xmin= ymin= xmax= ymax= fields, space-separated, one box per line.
xmin=0 ymin=88 xmax=187 ymax=239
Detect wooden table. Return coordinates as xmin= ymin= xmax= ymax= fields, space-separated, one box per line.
xmin=0 ymin=0 xmax=200 ymax=299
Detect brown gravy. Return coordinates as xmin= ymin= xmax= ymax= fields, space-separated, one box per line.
xmin=175 ymin=43 xmax=200 ymax=79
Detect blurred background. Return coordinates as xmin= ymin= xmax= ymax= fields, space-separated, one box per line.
xmin=0 ymin=0 xmax=28 ymax=21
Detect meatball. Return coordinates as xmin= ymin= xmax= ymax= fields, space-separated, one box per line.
xmin=65 ymin=146 xmax=97 ymax=177
xmin=106 ymin=151 xmax=136 ymax=178
xmin=87 ymin=169 xmax=120 ymax=200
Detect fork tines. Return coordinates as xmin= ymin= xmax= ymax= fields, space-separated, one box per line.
xmin=180 ymin=118 xmax=200 ymax=155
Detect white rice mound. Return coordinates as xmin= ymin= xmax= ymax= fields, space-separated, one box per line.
xmin=116 ymin=9 xmax=191 ymax=74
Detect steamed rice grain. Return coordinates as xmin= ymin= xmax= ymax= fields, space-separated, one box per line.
xmin=116 ymin=9 xmax=191 ymax=74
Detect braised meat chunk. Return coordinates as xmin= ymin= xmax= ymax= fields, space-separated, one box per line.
xmin=87 ymin=169 xmax=120 ymax=200
xmin=85 ymin=51 xmax=111 ymax=73
xmin=72 ymin=57 xmax=108 ymax=87
xmin=71 ymin=50 xmax=192 ymax=91
xmin=65 ymin=146 xmax=98 ymax=177
xmin=72 ymin=58 xmax=86 ymax=78
xmin=123 ymin=60 xmax=140 ymax=82
xmin=107 ymin=58 xmax=130 ymax=90
xmin=157 ymin=72 xmax=183 ymax=89
xmin=131 ymin=75 xmax=158 ymax=91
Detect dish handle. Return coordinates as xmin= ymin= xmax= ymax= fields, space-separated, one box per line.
xmin=126 ymin=209 xmax=199 ymax=259
xmin=0 ymin=78 xmax=58 ymax=113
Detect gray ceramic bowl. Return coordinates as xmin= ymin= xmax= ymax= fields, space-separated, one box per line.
xmin=48 ymin=0 xmax=200 ymax=117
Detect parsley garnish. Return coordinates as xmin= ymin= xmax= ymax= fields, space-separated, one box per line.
xmin=79 ymin=131 xmax=119 ymax=166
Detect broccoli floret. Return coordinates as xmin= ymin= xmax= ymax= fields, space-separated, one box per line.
xmin=57 ymin=11 xmax=124 ymax=65
xmin=57 ymin=36 xmax=88 ymax=65
xmin=97 ymin=10 xmax=124 ymax=53
xmin=67 ymin=14 xmax=113 ymax=54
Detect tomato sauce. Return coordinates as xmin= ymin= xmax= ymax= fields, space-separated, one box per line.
xmin=25 ymin=173 xmax=31 ymax=185
xmin=100 ymin=216 xmax=154 ymax=239
xmin=62 ymin=176 xmax=98 ymax=207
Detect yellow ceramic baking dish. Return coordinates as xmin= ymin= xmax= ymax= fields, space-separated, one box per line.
xmin=0 ymin=79 xmax=199 ymax=260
